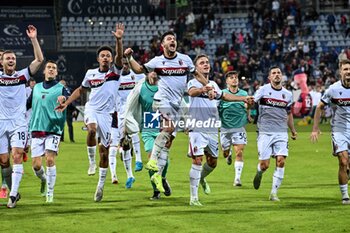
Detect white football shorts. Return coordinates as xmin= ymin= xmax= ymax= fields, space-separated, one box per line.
xmin=31 ymin=134 xmax=61 ymax=157
xmin=220 ymin=127 xmax=247 ymax=151
xmin=0 ymin=119 xmax=27 ymax=154
xmin=257 ymin=132 xmax=288 ymax=160
xmin=331 ymin=131 xmax=350 ymax=155
xmin=189 ymin=132 xmax=219 ymax=158
xmin=84 ymin=109 xmax=112 ymax=147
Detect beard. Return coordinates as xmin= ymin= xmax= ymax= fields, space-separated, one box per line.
xmin=343 ymin=77 xmax=350 ymax=87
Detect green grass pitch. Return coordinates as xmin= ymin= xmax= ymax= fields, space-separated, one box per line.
xmin=2 ymin=121 xmax=350 ymax=233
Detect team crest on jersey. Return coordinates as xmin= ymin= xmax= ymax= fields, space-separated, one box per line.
xmin=131 ymin=75 xmax=135 ymax=80
xmin=162 ymin=61 xmax=165 ymax=65
xmin=193 ymin=146 xmax=198 ymax=153
xmin=269 ymin=92 xmax=272 ymax=95
xmin=179 ymin=59 xmax=183 ymax=65
xmin=42 ymin=95 xmax=45 ymax=99
xmin=282 ymin=94 xmax=285 ymax=99
xmin=339 ymin=92 xmax=342 ymax=95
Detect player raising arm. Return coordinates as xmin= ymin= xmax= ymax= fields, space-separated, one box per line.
xmin=0 ymin=25 xmax=44 ymax=208
xmin=56 ymin=23 xmax=124 ymax=202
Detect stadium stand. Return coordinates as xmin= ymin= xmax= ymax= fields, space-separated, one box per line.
xmin=2 ymin=0 xmax=350 ymax=103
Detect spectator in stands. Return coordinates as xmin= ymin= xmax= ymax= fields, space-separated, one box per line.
xmin=175 ymin=16 xmax=186 ymax=41
xmin=327 ymin=13 xmax=337 ymax=33
xmin=59 ymin=80 xmax=77 ymax=143
xmin=254 ymin=1 xmax=264 ymax=21
xmin=340 ymin=14 xmax=347 ymax=35
xmin=221 ymin=57 xmax=230 ymax=73
xmin=248 ymin=54 xmax=259 ymax=80
xmin=149 ymin=0 xmax=159 ymax=21
xmin=288 ymin=41 xmax=297 ymax=57
xmin=216 ymin=17 xmax=223 ymax=36
xmin=309 ymin=85 xmax=322 ymax=118
xmin=272 ymin=0 xmax=280 ymax=13
xmin=213 ymin=71 xmax=225 ymax=89
xmin=207 ymin=10 xmax=215 ymax=36
xmin=185 ymin=11 xmax=195 ymax=32
xmin=231 ymin=31 xmax=237 ymax=45
xmin=195 ymin=14 xmax=205 ymax=35
xmin=287 ymin=12 xmax=296 ymax=33
xmin=215 ymin=45 xmax=226 ymax=57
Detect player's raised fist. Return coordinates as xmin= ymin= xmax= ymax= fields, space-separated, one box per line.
xmin=26 ymin=25 xmax=37 ymax=39
xmin=124 ymin=48 xmax=134 ymax=58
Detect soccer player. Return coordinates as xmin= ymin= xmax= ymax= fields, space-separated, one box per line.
xmin=123 ymin=72 xmax=172 ymax=200
xmin=253 ymin=66 xmax=297 ymax=201
xmin=27 ymin=60 xmax=70 ymax=203
xmin=0 ymin=25 xmax=44 ymax=208
xmin=124 ymin=31 xmax=208 ymax=191
xmin=310 ymin=59 xmax=350 ymax=205
xmin=108 ymin=58 xmax=145 ymax=187
xmin=218 ymin=71 xmax=252 ymax=187
xmin=56 ymin=23 xmax=124 ymax=202
xmin=187 ymin=54 xmax=254 ymax=206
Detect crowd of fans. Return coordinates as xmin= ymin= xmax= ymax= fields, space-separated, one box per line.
xmin=129 ymin=0 xmax=350 ymax=120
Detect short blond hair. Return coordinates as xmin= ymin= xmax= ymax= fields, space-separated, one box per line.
xmin=339 ymin=59 xmax=350 ymax=69
xmin=193 ymin=54 xmax=209 ymax=66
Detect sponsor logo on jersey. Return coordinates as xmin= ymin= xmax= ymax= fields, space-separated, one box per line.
xmin=154 ymin=67 xmax=188 ymax=76
xmin=0 ymin=75 xmax=26 ymax=86
xmin=331 ymin=98 xmax=350 ymax=106
xmin=89 ymin=72 xmax=120 ymax=88
xmin=89 ymin=79 xmax=105 ymax=88
xmin=260 ymin=97 xmax=288 ymax=108
xmin=119 ymin=81 xmax=136 ymax=90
